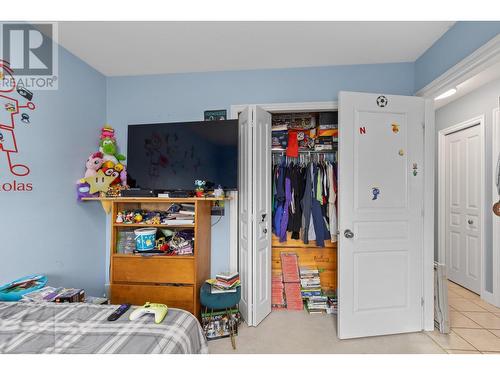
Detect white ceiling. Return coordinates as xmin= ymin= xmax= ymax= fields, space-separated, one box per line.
xmin=56 ymin=21 xmax=455 ymax=76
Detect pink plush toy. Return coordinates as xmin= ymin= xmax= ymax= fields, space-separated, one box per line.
xmin=84 ymin=152 xmax=104 ymax=178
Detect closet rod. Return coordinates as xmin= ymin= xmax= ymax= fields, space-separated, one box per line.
xmin=271 ymin=149 xmax=337 ymax=154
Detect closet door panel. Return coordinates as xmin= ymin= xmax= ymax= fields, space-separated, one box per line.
xmin=238 ymin=107 xmax=253 ymax=325
xmin=252 ymin=106 xmax=272 ymax=326
xmin=338 ymin=91 xmax=425 ymax=339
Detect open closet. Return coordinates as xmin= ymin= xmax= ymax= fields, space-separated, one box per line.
xmin=238 ymin=92 xmax=434 ymax=339
xmin=270 ymin=112 xmax=338 ymax=315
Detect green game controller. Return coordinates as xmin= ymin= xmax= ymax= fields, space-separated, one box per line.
xmin=129 ymin=302 xmax=168 ymax=324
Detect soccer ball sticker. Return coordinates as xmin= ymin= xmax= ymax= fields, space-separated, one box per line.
xmin=376 ymin=95 xmax=388 ymax=108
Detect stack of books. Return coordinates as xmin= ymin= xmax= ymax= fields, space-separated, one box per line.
xmin=21 ymin=286 xmax=85 ymax=303
xmin=271 ymin=270 xmax=286 ymax=310
xmin=304 ymin=295 xmax=329 ymax=314
xmin=280 ymin=253 xmax=303 ymax=310
xmin=325 ymin=290 xmax=338 ymax=315
xmin=300 ymin=267 xmax=328 ymax=314
xmin=207 ymin=272 xmax=240 ymax=294
xmin=162 ymin=203 xmax=195 ymax=225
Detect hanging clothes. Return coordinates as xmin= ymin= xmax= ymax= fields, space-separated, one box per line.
xmin=272 ymin=152 xmax=337 ymax=247
xmin=301 ymin=162 xmax=313 ymax=244
xmin=311 ymin=164 xmax=330 ymax=247
xmin=327 ymin=162 xmax=338 ymax=242
xmin=273 ymin=163 xmax=286 ymax=237
xmin=279 ymin=169 xmax=292 ymax=242
xmin=288 ymin=164 xmax=306 ymax=239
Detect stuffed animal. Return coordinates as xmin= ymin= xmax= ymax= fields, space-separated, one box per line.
xmin=99 ymin=126 xmax=125 ymax=164
xmin=100 ymin=137 xmax=126 ymax=164
xmin=101 ymin=164 xmax=122 ymax=185
xmin=84 ymin=152 xmax=104 ymax=178
xmin=76 ymin=178 xmax=96 ymax=201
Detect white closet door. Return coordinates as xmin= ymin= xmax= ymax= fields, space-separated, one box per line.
xmin=238 ymin=105 xmax=272 ymax=326
xmin=252 ymin=105 xmax=272 ymax=325
xmin=238 ymin=107 xmax=253 ymax=325
xmin=338 ymin=91 xmax=425 ymax=339
xmin=445 ymin=125 xmax=482 ymax=294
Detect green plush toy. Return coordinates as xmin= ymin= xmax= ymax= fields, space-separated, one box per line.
xmin=99 ymin=126 xmax=126 ymax=164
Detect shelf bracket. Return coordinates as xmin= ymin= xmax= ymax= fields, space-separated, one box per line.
xmin=100 ymin=200 xmax=112 ymax=214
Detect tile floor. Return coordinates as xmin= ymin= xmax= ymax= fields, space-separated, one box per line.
xmin=425 ymin=280 xmax=500 ymax=354
xmin=208 ymin=280 xmax=500 ymax=354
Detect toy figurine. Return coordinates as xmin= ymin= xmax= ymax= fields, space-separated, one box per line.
xmin=84 ymin=152 xmax=104 ymax=178
xmin=125 ymin=212 xmax=134 ymax=224
xmin=194 ymin=180 xmax=206 ymax=197
xmin=155 ymin=237 xmax=169 ymax=252
xmin=116 ymin=212 xmax=124 ymax=223
xmin=214 ymin=185 xmax=224 ymax=198
xmin=134 ymin=213 xmax=143 ymax=223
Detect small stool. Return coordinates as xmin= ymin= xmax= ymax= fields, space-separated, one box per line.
xmin=200 ymin=283 xmax=241 ymax=349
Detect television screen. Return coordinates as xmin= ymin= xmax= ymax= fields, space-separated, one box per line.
xmin=127 ymin=120 xmax=238 ymax=191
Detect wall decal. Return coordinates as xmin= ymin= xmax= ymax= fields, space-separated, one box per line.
xmin=376 ymin=95 xmax=388 ymax=108
xmin=0 ymin=60 xmax=36 ymax=177
xmin=398 ymin=149 xmax=404 ymax=156
xmin=359 ymin=126 xmax=366 ymax=135
xmin=20 ymin=113 xmax=30 ymax=124
xmin=412 ymin=163 xmax=418 ymax=176
xmin=392 ymin=123 xmax=400 ymax=134
xmin=372 ymin=187 xmax=380 ymax=200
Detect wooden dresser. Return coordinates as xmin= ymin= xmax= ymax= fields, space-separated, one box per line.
xmin=102 ymin=197 xmax=216 ymax=318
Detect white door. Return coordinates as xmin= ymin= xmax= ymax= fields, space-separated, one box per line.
xmin=445 ymin=125 xmax=482 ymax=293
xmin=338 ymin=91 xmax=425 ymax=339
xmin=238 ymin=105 xmax=272 ymax=326
xmin=238 ymin=107 xmax=253 ymax=325
xmin=252 ymin=106 xmax=272 ymax=325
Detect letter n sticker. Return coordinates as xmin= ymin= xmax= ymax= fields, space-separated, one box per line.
xmin=359 ymin=127 xmax=366 ymax=135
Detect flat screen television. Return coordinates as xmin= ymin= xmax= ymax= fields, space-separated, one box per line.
xmin=127 ymin=120 xmax=238 ymax=191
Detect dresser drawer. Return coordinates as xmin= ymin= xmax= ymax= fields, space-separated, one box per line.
xmin=112 ymin=256 xmax=195 ymax=284
xmin=111 ymin=284 xmax=194 ymax=313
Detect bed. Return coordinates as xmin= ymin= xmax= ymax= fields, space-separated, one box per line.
xmin=0 ymin=302 xmax=208 ymax=354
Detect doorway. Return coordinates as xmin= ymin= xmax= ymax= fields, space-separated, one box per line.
xmin=438 ymin=116 xmax=485 ymax=295
xmin=233 ymin=94 xmax=435 ymax=337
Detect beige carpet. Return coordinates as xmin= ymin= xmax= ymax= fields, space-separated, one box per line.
xmin=208 ymin=310 xmax=445 ymax=354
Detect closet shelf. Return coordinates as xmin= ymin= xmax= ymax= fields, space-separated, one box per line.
xmin=271 ymin=149 xmax=337 ymax=154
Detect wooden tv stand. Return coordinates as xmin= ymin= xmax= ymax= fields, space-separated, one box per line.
xmin=85 ymin=197 xmax=225 ymax=318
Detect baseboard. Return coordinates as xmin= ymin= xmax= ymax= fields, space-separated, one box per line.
xmin=104 ymin=283 xmax=110 ymax=298
xmin=482 ymin=290 xmax=497 ymax=306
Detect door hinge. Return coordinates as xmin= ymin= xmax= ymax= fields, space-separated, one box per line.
xmin=421 ymin=297 xmax=424 ymax=307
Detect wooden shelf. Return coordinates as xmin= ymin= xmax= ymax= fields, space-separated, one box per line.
xmin=112 ymin=253 xmax=195 ymax=260
xmin=113 ymin=223 xmax=195 ymax=228
xmin=82 ymin=196 xmax=230 ymax=202
xmin=108 ymin=197 xmax=212 ymax=319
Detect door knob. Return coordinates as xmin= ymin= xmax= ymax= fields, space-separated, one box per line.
xmin=344 ymin=229 xmax=354 ymax=239
xmin=468 ymin=219 xmax=474 ymax=225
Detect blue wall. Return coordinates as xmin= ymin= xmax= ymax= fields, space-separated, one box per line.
xmin=0 ymin=47 xmax=107 ymax=296
xmin=415 ymin=21 xmax=500 ymax=92
xmin=106 ymin=62 xmax=415 ymax=275
xmin=2 ymin=21 xmax=497 ymax=297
